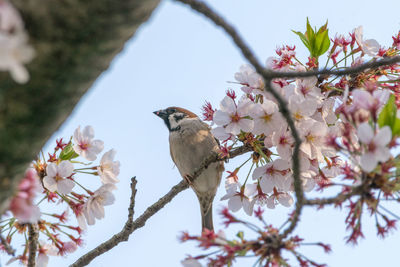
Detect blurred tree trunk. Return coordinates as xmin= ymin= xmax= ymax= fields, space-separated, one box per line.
xmin=0 ymin=0 xmax=160 ymax=214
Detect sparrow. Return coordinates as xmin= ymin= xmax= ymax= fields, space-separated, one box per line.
xmin=154 ymin=107 xmax=224 ymax=231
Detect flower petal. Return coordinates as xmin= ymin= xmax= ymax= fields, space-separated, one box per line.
xmin=357 ymin=122 xmax=374 ymax=144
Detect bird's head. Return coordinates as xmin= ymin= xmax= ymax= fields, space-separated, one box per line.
xmin=154 ymin=107 xmax=198 ymax=131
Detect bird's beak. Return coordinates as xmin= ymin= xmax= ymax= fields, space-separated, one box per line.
xmin=153 ymin=109 xmax=168 ymax=120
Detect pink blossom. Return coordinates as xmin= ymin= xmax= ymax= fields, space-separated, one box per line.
xmin=9 ymin=168 xmax=41 ymax=223
xmin=221 ymin=182 xmax=256 ymax=215
xmin=250 ymin=100 xmax=284 ymax=136
xmin=213 ymin=95 xmax=254 ymax=135
xmin=357 ymin=123 xmax=391 ymax=172
xmin=73 ymin=125 xmax=104 ymax=161
xmin=354 ymin=26 xmax=380 ymax=56
xmin=352 ymin=89 xmax=390 ymax=115
xmin=83 ymin=184 xmax=116 ymax=225
xmin=252 ymin=159 xmax=291 ymax=193
xmin=299 ymin=119 xmax=330 ymax=162
xmin=97 ymin=149 xmax=120 ymax=184
xmin=234 ymin=64 xmax=264 ymax=94
xmin=0 ymin=0 xmax=24 ymax=32
xmin=43 ymin=161 xmax=75 ymax=194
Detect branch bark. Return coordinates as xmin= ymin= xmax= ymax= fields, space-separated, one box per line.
xmin=27 ymin=223 xmax=39 ymax=267
xmin=0 ymin=0 xmax=161 ymax=215
xmin=0 ymin=232 xmax=15 ymax=256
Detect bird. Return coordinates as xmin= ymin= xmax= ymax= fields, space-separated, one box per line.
xmin=154 ymin=107 xmax=224 ymax=231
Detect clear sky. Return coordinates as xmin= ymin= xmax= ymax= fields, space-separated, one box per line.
xmin=7 ymin=0 xmax=400 ymax=266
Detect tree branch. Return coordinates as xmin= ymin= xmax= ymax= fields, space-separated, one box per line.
xmin=27 ymin=223 xmax=39 ymax=267
xmin=0 ymin=232 xmax=15 ymax=256
xmin=174 ymin=0 xmax=304 ymax=238
xmin=70 ymin=145 xmax=252 ymax=267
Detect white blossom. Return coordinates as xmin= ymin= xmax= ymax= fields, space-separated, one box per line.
xmin=83 ymin=184 xmax=116 ymax=225
xmin=73 ymin=125 xmax=104 ymax=161
xmin=250 ymin=100 xmax=284 ymax=136
xmin=0 ymin=32 xmax=34 ymax=83
xmin=354 ymin=26 xmax=380 ymax=56
xmin=43 ymin=161 xmax=75 ymax=194
xmin=0 ymin=1 xmax=34 ymax=83
xmin=36 ymin=240 xmax=58 ymax=267
xmin=221 ymin=183 xmax=256 ymax=215
xmin=234 ymin=64 xmax=264 ymax=94
xmin=213 ymin=96 xmax=254 ymax=135
xmin=252 ymin=159 xmax=291 ymax=193
xmin=299 ymin=119 xmax=329 ymax=162
xmin=97 ymin=149 xmax=120 ymax=184
xmin=357 ymin=123 xmax=391 ymax=172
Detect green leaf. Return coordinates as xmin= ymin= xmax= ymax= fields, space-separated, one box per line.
xmin=306 ymin=18 xmax=316 ymax=54
xmin=393 ymin=118 xmax=400 ymax=136
xmin=292 ymin=30 xmax=311 ymax=50
xmin=59 ymin=143 xmax=79 ymax=160
xmin=315 ymin=29 xmax=330 ymax=56
xmin=293 ymin=18 xmax=330 ymax=58
xmin=317 ymin=20 xmax=329 ymax=34
xmin=378 ymin=94 xmax=397 ymax=129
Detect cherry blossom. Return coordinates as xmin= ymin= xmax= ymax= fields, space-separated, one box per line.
xmin=43 ymin=161 xmax=75 ymax=194
xmin=210 ymin=126 xmax=233 ymax=141
xmin=234 ymin=64 xmax=264 ymax=94
xmin=295 ymin=77 xmax=322 ymax=101
xmin=354 ymin=26 xmax=380 ymax=56
xmin=299 ymin=119 xmax=330 ymax=162
xmin=0 ymin=33 xmax=35 ymax=83
xmin=73 ymin=125 xmax=104 ymax=161
xmin=352 ymin=89 xmax=390 ymax=115
xmin=0 ymin=0 xmax=23 ymax=32
xmin=221 ymin=182 xmax=256 ymax=215
xmin=357 ymin=123 xmax=392 ymax=172
xmin=252 ymin=159 xmax=291 ymax=193
xmin=9 ymin=168 xmax=41 ymax=223
xmin=97 ymin=149 xmax=120 ymax=184
xmin=0 ymin=0 xmax=34 ymax=83
xmin=288 ymin=95 xmax=317 ymax=123
xmin=83 ymin=184 xmax=116 ymax=225
xmin=37 ymin=240 xmax=58 ymax=267
xmin=250 ymin=100 xmax=284 ymax=136
xmin=271 ymin=127 xmax=294 ymax=160
xmin=213 ymin=95 xmax=254 ymax=135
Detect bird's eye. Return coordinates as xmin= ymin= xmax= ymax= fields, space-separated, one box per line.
xmin=169 ymin=108 xmax=176 ymax=113
xmin=174 ymin=113 xmax=185 ymax=121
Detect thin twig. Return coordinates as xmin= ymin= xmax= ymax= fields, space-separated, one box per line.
xmin=70 ymin=146 xmax=252 ymax=267
xmin=174 ymin=0 xmax=304 ymax=239
xmin=0 ymin=232 xmax=15 ymax=256
xmin=69 ymin=177 xmax=138 ymax=267
xmin=304 ymin=187 xmax=361 ymax=206
xmin=261 ymin=56 xmax=400 ymax=79
xmin=27 ymin=223 xmax=39 ymax=267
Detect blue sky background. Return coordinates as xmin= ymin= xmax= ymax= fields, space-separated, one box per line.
xmin=4 ymin=0 xmax=400 ymax=266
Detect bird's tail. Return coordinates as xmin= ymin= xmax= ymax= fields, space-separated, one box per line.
xmin=201 ymin=203 xmax=214 ymax=231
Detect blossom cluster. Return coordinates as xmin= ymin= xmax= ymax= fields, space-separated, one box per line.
xmin=203 ymin=25 xmax=400 ymax=215
xmin=0 ymin=0 xmax=34 ymax=83
xmin=189 ymin=21 xmax=400 ymax=266
xmin=181 ymin=208 xmax=331 ymax=267
xmin=1 ymin=125 xmax=120 ymax=266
